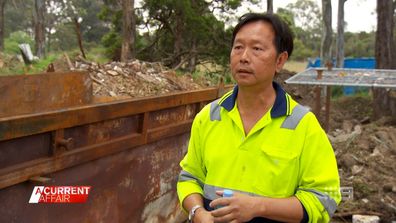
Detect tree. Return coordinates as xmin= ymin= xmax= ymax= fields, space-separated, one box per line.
xmin=33 ymin=0 xmax=45 ymax=58
xmin=4 ymin=0 xmax=31 ymax=36
xmin=120 ymin=0 xmax=135 ymax=62
xmin=373 ymin=0 xmax=396 ymax=118
xmin=139 ymin=0 xmax=247 ymax=69
xmin=321 ymin=0 xmax=332 ymax=66
xmin=0 ymin=0 xmax=6 ymax=51
xmin=286 ymin=0 xmax=322 ymax=58
xmin=344 ymin=31 xmax=375 ymax=57
xmin=336 ymin=0 xmax=346 ymax=68
xmin=267 ymin=0 xmax=273 ymax=13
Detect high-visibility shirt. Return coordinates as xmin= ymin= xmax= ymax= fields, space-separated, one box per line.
xmin=177 ymin=82 xmax=341 ymax=223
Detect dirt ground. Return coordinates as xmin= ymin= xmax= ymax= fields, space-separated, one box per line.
xmin=54 ymin=57 xmax=396 ymax=222
xmin=277 ymin=70 xmax=396 ymax=223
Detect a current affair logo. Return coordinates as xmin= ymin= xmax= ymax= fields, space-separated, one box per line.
xmin=29 ymin=186 xmax=91 ymax=203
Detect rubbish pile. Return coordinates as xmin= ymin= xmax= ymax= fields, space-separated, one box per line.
xmin=73 ymin=57 xmax=204 ymax=98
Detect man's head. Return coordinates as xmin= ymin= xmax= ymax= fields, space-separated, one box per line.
xmin=230 ymin=13 xmax=294 ymax=88
xmin=232 ymin=13 xmax=294 ymax=57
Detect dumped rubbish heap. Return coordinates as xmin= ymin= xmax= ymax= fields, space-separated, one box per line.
xmin=73 ymin=57 xmax=204 ymax=98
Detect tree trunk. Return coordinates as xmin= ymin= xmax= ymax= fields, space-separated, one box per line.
xmin=120 ymin=0 xmax=135 ymax=62
xmin=187 ymin=37 xmax=197 ymax=72
xmin=267 ymin=0 xmax=273 ymax=14
xmin=320 ymin=0 xmax=332 ymax=67
xmin=0 ymin=0 xmax=6 ymax=52
xmin=74 ymin=17 xmax=86 ymax=59
xmin=373 ymin=0 xmax=396 ymax=119
xmin=336 ymin=0 xmax=345 ymax=68
xmin=34 ymin=0 xmax=45 ymax=58
xmin=172 ymin=10 xmax=183 ymax=68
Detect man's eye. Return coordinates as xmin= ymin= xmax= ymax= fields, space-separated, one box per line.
xmin=233 ymin=45 xmax=242 ymax=50
xmin=253 ymin=47 xmax=262 ymax=51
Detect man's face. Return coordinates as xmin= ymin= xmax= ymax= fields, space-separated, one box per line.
xmin=230 ymin=21 xmax=287 ymax=88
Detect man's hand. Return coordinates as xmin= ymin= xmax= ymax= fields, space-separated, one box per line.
xmin=209 ymin=191 xmax=262 ymax=223
xmin=193 ymin=208 xmax=214 ymax=223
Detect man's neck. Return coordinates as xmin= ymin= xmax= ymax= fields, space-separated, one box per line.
xmin=237 ymin=82 xmax=276 ymax=113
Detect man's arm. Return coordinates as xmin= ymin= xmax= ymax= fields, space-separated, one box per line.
xmin=210 ymin=191 xmax=304 ymax=222
xmin=182 ymin=193 xmax=214 ymax=223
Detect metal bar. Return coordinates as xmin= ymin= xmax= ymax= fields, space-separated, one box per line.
xmin=285 ymin=67 xmax=396 ymax=89
xmin=0 ymin=87 xmax=219 ymax=141
xmin=0 ymin=120 xmax=192 ymax=189
xmin=314 ymin=86 xmax=321 ymax=120
xmin=325 ymin=86 xmax=331 ymax=132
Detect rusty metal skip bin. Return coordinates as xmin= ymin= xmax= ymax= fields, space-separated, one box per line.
xmin=0 ymin=71 xmax=229 ymax=222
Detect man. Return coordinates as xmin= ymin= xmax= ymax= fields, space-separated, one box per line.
xmin=177 ymin=13 xmax=341 ymax=223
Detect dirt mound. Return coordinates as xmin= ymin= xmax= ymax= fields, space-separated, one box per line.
xmin=331 ymin=115 xmax=396 ymax=222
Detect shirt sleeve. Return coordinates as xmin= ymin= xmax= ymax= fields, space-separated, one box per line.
xmin=177 ymin=111 xmax=207 ymax=208
xmin=295 ymin=112 xmax=341 ymax=223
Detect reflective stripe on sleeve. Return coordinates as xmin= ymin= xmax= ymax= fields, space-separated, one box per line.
xmin=297 ymin=188 xmax=338 ymax=217
xmin=178 ymin=170 xmax=204 ymax=188
xmin=210 ymin=99 xmax=221 ymax=121
xmin=203 ymin=184 xmax=259 ymax=200
xmin=281 ymin=104 xmax=310 ymax=130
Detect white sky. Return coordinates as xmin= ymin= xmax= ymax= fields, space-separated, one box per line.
xmin=260 ymin=0 xmax=377 ymax=33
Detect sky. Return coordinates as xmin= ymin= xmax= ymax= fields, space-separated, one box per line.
xmin=258 ymin=0 xmax=377 ymax=33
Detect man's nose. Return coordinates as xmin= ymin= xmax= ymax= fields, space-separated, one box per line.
xmin=240 ymin=49 xmax=250 ymax=63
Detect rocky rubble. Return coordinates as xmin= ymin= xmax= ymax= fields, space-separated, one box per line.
xmin=277 ymin=70 xmax=396 ymax=222
xmin=331 ymin=115 xmax=396 ymax=222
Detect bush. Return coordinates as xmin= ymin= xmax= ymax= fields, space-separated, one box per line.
xmin=4 ymin=31 xmax=34 ymax=54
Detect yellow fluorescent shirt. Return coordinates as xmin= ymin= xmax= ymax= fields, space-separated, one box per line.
xmin=177 ymin=82 xmax=341 ymax=222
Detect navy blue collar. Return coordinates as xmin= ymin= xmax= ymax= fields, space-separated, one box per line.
xmin=219 ymin=82 xmax=288 ymax=118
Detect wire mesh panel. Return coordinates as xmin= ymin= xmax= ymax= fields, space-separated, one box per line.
xmin=285 ymin=68 xmax=396 ymax=89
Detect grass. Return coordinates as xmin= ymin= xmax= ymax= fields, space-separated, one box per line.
xmin=0 ymin=47 xmax=110 ymax=76
xmin=283 ymin=60 xmax=307 ymax=73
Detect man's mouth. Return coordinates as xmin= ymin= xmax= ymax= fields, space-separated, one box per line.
xmin=237 ymin=69 xmax=253 ymax=74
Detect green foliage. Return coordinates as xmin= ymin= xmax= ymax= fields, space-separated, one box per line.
xmin=4 ymin=1 xmax=33 ymax=37
xmin=344 ymin=31 xmax=375 ymax=57
xmin=291 ymin=39 xmax=315 ymax=61
xmin=101 ymin=31 xmax=122 ymax=60
xmin=50 ymin=23 xmax=78 ymax=51
xmin=0 ymin=53 xmax=57 ymax=75
xmin=4 ymin=31 xmax=34 ymax=54
xmin=283 ymin=0 xmax=322 ymax=58
xmin=85 ymin=46 xmax=110 ymax=64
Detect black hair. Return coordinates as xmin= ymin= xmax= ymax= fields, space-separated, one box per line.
xmin=231 ymin=13 xmax=294 ymax=57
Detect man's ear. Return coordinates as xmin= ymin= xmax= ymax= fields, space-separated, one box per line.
xmin=275 ymin=51 xmax=289 ymax=73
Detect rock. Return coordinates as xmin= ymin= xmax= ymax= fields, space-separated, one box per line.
xmin=339 ymin=153 xmax=357 ymax=169
xmin=352 ymin=215 xmax=380 ymax=223
xmin=342 ymin=120 xmax=354 ymax=133
xmin=362 ymin=198 xmax=369 ymax=203
xmin=353 ymin=125 xmax=362 ymax=135
xmin=383 ymin=184 xmax=393 ymax=192
xmin=109 ymin=91 xmax=117 ymax=97
xmin=360 ymin=116 xmax=370 ymax=124
xmin=331 ymin=133 xmax=351 ymax=143
xmin=107 ymin=70 xmax=119 ymax=76
xmin=114 ymin=66 xmax=123 ymax=74
xmin=369 ymin=148 xmax=383 ymax=157
xmin=351 ymin=165 xmax=363 ymax=175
